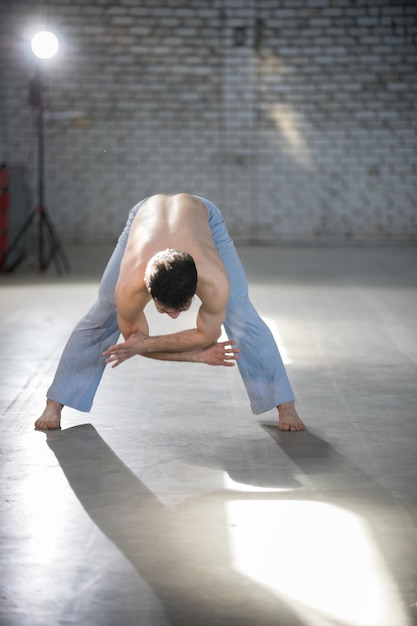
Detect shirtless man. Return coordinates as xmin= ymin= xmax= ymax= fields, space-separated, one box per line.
xmin=35 ymin=194 xmax=304 ymax=432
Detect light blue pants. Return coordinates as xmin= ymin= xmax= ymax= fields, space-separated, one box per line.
xmin=48 ymin=196 xmax=294 ymax=414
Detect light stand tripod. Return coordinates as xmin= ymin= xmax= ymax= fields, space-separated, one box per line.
xmin=2 ymin=64 xmax=70 ymax=274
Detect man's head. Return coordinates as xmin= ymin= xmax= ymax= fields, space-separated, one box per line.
xmin=144 ymin=249 xmax=197 ymax=312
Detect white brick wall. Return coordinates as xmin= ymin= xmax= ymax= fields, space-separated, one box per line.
xmin=0 ymin=0 xmax=416 ymax=243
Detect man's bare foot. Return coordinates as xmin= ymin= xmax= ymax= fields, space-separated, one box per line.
xmin=34 ymin=400 xmax=63 ymax=430
xmin=278 ymin=401 xmax=305 ymax=432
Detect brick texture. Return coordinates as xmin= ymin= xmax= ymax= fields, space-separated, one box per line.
xmin=0 ymin=0 xmax=416 ymax=243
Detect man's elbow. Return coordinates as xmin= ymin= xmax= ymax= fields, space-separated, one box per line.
xmin=117 ymin=317 xmax=131 ymax=340
xmin=201 ymin=327 xmax=222 ymax=348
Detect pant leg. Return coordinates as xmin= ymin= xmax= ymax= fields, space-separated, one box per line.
xmin=196 ymin=196 xmax=295 ymax=414
xmin=47 ymin=199 xmax=147 ymax=411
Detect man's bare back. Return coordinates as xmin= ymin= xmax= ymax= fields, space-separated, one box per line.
xmin=121 ymin=194 xmax=223 ymax=282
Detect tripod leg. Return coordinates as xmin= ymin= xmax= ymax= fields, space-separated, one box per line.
xmin=39 ymin=211 xmax=60 ymax=273
xmin=40 ymin=210 xmax=71 ymax=274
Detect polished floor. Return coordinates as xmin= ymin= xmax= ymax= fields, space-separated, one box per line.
xmin=1 ymin=244 xmax=416 ymax=626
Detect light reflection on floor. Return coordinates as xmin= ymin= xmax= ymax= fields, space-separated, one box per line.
xmin=226 ymin=497 xmax=410 ymax=626
xmin=262 ymin=316 xmax=292 ymax=364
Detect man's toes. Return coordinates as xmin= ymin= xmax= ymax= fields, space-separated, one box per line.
xmin=35 ymin=420 xmax=60 ymax=430
xmin=278 ymin=421 xmax=305 ymax=432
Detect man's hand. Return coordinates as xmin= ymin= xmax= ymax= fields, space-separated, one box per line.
xmin=197 ymin=340 xmax=239 ymax=366
xmin=103 ymin=326 xmax=148 ymax=368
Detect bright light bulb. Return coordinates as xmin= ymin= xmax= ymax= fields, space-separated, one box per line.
xmin=31 ymin=31 xmax=59 ymax=59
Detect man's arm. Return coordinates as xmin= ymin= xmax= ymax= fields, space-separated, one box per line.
xmin=140 ymin=339 xmax=239 ymax=366
xmin=144 ymin=276 xmax=229 ymax=352
xmin=140 ymin=304 xmax=225 ymax=353
xmin=115 ymin=279 xmax=150 ymax=339
xmin=103 ymin=305 xmax=226 ymax=367
xmin=117 ymin=311 xmax=148 ymax=341
xmin=106 ymin=278 xmax=230 ymax=364
xmin=103 ymin=323 xmax=239 ymax=367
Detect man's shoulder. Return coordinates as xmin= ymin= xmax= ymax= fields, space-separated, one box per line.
xmin=197 ymin=268 xmax=229 ymax=309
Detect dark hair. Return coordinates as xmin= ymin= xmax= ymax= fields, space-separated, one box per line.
xmin=144 ymin=249 xmax=197 ymax=310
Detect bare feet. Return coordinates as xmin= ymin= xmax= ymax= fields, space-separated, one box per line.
xmin=34 ymin=400 xmax=63 ymax=430
xmin=278 ymin=401 xmax=305 ymax=432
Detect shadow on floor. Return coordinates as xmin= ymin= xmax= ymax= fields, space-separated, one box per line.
xmin=46 ymin=424 xmax=306 ymax=626
xmin=46 ymin=424 xmax=416 ymax=626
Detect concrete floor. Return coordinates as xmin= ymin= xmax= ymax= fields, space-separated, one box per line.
xmin=1 ymin=244 xmax=416 ymax=626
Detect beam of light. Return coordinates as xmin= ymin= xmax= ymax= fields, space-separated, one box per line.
xmin=261 ymin=316 xmax=292 ymax=364
xmin=264 ymin=101 xmax=312 ymax=170
xmin=22 ymin=465 xmax=68 ymax=565
xmin=226 ymin=499 xmax=411 ymax=626
xmin=16 ymin=433 xmax=70 ymax=566
xmin=257 ymin=46 xmax=312 ymax=169
xmin=31 ymin=31 xmax=59 ymax=59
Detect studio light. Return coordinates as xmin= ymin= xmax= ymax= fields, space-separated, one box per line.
xmin=31 ymin=31 xmax=59 ymax=59
xmin=2 ymin=30 xmax=69 ymax=273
